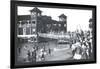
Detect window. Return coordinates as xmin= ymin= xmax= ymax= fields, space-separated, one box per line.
xmin=64 ymin=24 xmax=66 ymax=27
xmin=26 ymin=27 xmax=30 ymax=35
xmin=32 ymin=12 xmax=36 ymax=15
xmin=38 ymin=13 xmax=41 ymax=16
xmin=47 ymin=24 xmax=51 ymax=28
xmin=32 ymin=29 xmax=36 ymax=34
xmin=60 ymin=18 xmax=66 ymax=21
xmin=54 ymin=24 xmax=56 ymax=26
xmin=32 ymin=21 xmax=35 ymax=24
xmin=18 ymin=28 xmax=23 ymax=35
xmin=32 ymin=29 xmax=35 ymax=32
xmin=23 ymin=28 xmax=26 ymax=35
xmin=59 ymin=24 xmax=61 ymax=27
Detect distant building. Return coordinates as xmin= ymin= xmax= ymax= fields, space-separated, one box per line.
xmin=17 ymin=7 xmax=67 ymax=42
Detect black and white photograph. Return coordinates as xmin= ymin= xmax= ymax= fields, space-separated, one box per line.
xmin=11 ymin=1 xmax=96 ymax=68
xmin=17 ymin=6 xmax=93 ymax=62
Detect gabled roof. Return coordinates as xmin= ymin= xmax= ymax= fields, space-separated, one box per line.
xmin=59 ymin=14 xmax=67 ymax=18
xmin=30 ymin=7 xmax=42 ymax=13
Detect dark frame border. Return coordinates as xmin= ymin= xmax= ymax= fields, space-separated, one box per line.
xmin=10 ymin=1 xmax=96 ymax=69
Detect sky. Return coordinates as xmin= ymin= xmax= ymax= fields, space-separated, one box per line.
xmin=17 ymin=6 xmax=92 ymax=32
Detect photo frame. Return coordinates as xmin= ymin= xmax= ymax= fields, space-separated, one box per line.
xmin=11 ymin=1 xmax=96 ymax=68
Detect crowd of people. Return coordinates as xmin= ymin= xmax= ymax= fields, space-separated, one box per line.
xmin=18 ymin=29 xmax=93 ymax=62
xmin=36 ymin=48 xmax=49 ymax=61
xmin=71 ymin=30 xmax=92 ymax=60
xmin=23 ymin=45 xmax=52 ymax=62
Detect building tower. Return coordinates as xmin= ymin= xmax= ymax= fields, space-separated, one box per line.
xmin=30 ymin=7 xmax=42 ymax=34
xmin=59 ymin=14 xmax=67 ymax=33
xmin=30 ymin=7 xmax=42 ymax=42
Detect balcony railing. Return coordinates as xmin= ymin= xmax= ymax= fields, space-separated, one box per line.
xmin=18 ymin=24 xmax=36 ymax=28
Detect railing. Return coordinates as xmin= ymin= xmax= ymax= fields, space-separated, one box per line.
xmin=17 ymin=34 xmax=37 ymax=38
xmin=17 ymin=33 xmax=71 ymax=39
xmin=38 ymin=33 xmax=70 ymax=39
xmin=18 ymin=24 xmax=36 ymax=28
